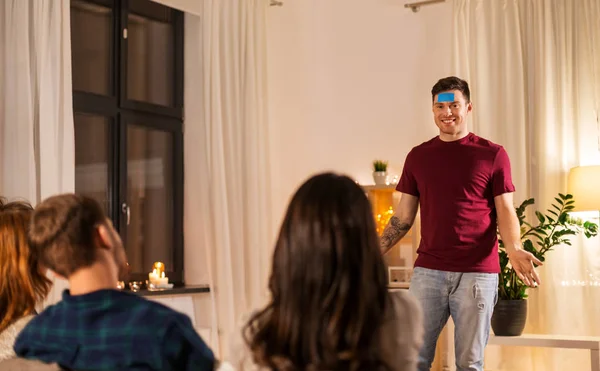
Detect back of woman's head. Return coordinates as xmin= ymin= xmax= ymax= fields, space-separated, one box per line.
xmin=0 ymin=198 xmax=51 ymax=333
xmin=245 ymin=173 xmax=389 ymax=370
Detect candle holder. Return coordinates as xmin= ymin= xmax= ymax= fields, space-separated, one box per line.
xmin=146 ymin=280 xmax=174 ymax=291
xmin=128 ymin=281 xmax=143 ymax=292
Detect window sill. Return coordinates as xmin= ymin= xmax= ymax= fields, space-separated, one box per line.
xmin=133 ymin=284 xmax=210 ymax=297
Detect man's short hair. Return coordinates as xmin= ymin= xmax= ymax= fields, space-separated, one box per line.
xmin=431 ymin=76 xmax=471 ymax=103
xmin=28 ymin=194 xmax=107 ymax=277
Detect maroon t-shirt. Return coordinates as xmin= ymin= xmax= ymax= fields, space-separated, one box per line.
xmin=396 ymin=132 xmax=515 ymax=273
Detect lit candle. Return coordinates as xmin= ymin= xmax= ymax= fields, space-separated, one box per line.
xmin=148 ymin=262 xmax=170 ymax=288
xmin=152 ymin=262 xmax=165 ymax=276
xmin=155 ymin=271 xmax=169 ymax=286
xmin=149 ymin=268 xmax=159 ymax=283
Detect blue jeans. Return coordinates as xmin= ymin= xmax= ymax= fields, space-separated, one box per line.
xmin=409 ymin=267 xmax=498 ymax=371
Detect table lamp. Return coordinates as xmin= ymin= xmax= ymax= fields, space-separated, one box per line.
xmin=567 ymin=165 xmax=600 ymax=215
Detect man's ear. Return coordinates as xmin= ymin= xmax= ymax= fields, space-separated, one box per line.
xmin=96 ymin=223 xmax=114 ymax=251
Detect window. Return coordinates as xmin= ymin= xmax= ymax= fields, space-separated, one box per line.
xmin=71 ymin=0 xmax=184 ymax=285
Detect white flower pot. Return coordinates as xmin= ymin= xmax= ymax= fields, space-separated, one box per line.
xmin=373 ymin=171 xmax=388 ymax=185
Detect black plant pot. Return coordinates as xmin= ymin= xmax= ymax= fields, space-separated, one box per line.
xmin=491 ymin=299 xmax=528 ymax=336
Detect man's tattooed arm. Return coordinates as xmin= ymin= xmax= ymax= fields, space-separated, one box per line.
xmin=380 ymin=216 xmax=412 ymax=253
xmin=379 ymin=193 xmax=419 ymax=254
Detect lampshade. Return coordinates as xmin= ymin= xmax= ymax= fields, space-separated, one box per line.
xmin=567 ymin=165 xmax=600 ymax=212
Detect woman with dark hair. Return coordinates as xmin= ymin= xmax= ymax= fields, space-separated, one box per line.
xmin=232 ymin=173 xmax=423 ymax=370
xmin=0 ymin=198 xmax=52 ymax=361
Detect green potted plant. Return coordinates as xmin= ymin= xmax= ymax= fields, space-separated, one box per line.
xmin=492 ymin=193 xmax=598 ymax=336
xmin=372 ymin=160 xmax=388 ymax=185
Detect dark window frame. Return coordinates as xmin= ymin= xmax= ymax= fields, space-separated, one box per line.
xmin=71 ymin=0 xmax=185 ymax=285
xmin=119 ymin=0 xmax=184 ymax=117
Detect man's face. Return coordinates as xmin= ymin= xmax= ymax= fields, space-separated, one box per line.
xmin=104 ymin=219 xmax=129 ymax=281
xmin=432 ymin=89 xmax=472 ymax=139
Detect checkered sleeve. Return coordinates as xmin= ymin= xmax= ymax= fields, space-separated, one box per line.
xmin=162 ymin=314 xmax=215 ymax=371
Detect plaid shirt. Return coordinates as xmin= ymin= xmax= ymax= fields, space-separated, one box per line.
xmin=14 ymin=289 xmax=215 ymax=371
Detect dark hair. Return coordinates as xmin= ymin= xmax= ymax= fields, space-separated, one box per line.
xmin=28 ymin=194 xmax=107 ymax=277
xmin=243 ymin=173 xmax=390 ymax=370
xmin=0 ymin=198 xmax=52 ymax=332
xmin=431 ymin=76 xmax=471 ymax=102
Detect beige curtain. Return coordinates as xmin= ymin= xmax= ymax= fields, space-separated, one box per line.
xmin=0 ymin=0 xmax=74 ymax=306
xmin=184 ymin=0 xmax=273 ymax=359
xmin=452 ymin=0 xmax=600 ymax=370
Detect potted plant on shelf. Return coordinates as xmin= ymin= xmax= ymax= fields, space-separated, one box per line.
xmin=372 ymin=160 xmax=388 ymax=185
xmin=492 ymin=193 xmax=598 ymax=336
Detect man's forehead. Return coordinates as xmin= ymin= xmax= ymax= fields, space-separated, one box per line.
xmin=435 ymin=90 xmax=465 ymax=103
xmin=437 ymin=92 xmax=455 ymax=103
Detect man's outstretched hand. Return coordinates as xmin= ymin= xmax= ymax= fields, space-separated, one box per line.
xmin=508 ymin=248 xmax=543 ymax=287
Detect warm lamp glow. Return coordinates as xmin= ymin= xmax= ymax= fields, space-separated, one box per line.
xmin=376 ymin=206 xmax=395 ymax=235
xmin=567 ymin=165 xmax=600 ymax=212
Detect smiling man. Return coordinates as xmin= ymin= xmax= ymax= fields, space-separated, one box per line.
xmin=380 ymin=76 xmax=542 ymax=371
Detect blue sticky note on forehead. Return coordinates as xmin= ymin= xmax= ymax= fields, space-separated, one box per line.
xmin=437 ymin=93 xmax=455 ymax=102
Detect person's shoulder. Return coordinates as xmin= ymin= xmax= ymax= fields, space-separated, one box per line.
xmin=117 ymin=292 xmax=191 ymax=323
xmin=406 ymin=136 xmax=439 ymax=159
xmin=378 ymin=290 xmax=424 ymax=369
xmin=32 ymin=296 xmax=69 ymax=319
xmin=153 ymin=299 xmax=215 ymax=368
xmin=386 ymin=290 xmax=421 ymax=318
xmin=136 ymin=297 xmax=199 ymax=335
xmin=0 ymin=317 xmax=34 ymax=361
xmin=13 ymin=301 xmax=72 ymax=346
xmin=413 ymin=136 xmax=438 ymax=150
xmin=384 ymin=290 xmax=424 ymax=336
xmin=468 ymin=133 xmax=506 ymax=153
xmin=17 ymin=308 xmax=56 ymax=336
xmin=63 ymin=290 xmax=194 ymax=335
xmin=141 ymin=298 xmax=189 ymax=320
xmin=9 ymin=315 xmax=36 ymax=333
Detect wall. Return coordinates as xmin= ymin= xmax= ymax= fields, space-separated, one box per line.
xmin=266 ymin=0 xmax=453 ymax=224
xmin=183 ymin=0 xmax=453 ymax=283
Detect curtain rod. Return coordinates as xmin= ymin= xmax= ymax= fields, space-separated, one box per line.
xmin=404 ymin=0 xmax=445 ymax=12
xmin=269 ymin=0 xmax=443 ymax=10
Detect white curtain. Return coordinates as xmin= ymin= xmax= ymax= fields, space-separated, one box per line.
xmin=0 ymin=0 xmax=74 ymax=306
xmin=452 ymin=0 xmax=600 ymax=370
xmin=184 ymin=0 xmax=273 ymax=359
